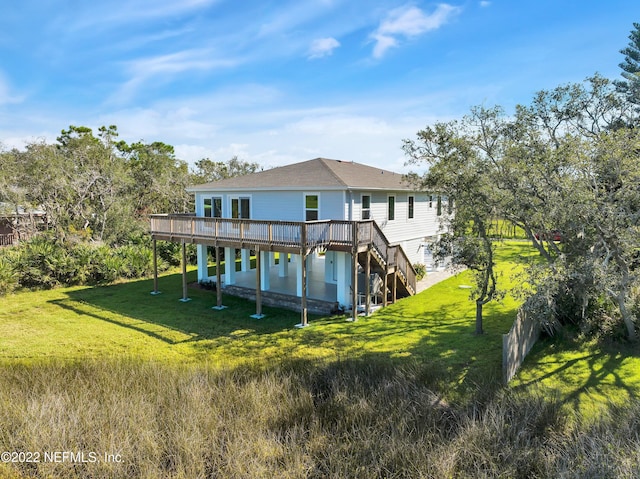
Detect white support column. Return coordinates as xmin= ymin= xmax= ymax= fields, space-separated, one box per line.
xmin=241 ymin=249 xmax=251 ymax=272
xmin=197 ymin=244 xmax=209 ymax=281
xmin=224 ymin=247 xmax=236 ymax=285
xmin=324 ymin=251 xmax=335 ymax=284
xmin=279 ymin=253 xmax=289 ymax=277
xmin=296 ymin=254 xmax=303 ymax=297
xmin=260 ymin=251 xmax=270 ymax=291
xmin=336 ymin=251 xmax=352 ymax=307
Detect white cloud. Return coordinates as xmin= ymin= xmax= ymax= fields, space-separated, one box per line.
xmin=308 ymin=37 xmax=341 ymax=59
xmin=371 ymin=3 xmax=461 ymax=58
xmin=110 ymin=49 xmax=240 ymax=104
xmin=0 ymin=73 xmax=25 ymax=106
xmin=66 ymin=0 xmax=219 ymax=31
xmin=480 ymin=1 xmax=491 ymax=7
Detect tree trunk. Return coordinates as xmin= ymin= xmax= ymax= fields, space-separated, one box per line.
xmin=616 ymin=293 xmax=637 ymax=341
xmin=475 ymin=300 xmax=484 ymax=335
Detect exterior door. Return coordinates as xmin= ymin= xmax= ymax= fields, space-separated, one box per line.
xmin=231 ymin=197 xmax=250 ymax=219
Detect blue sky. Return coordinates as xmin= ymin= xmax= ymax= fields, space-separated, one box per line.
xmin=1 ymin=0 xmax=638 ymax=172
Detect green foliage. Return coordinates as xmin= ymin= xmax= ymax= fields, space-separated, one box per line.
xmin=1 ymin=242 xmax=638 ymax=477
xmin=0 ymin=234 xmax=178 ymax=293
xmin=412 ymin=263 xmax=427 ymax=280
xmin=191 ymin=155 xmax=260 ymax=184
xmin=404 ymin=108 xmax=504 ymax=334
xmin=616 ymin=22 xmax=640 ymax=108
xmin=406 ymin=74 xmax=640 ymax=340
xmin=0 ymin=254 xmax=17 ymax=295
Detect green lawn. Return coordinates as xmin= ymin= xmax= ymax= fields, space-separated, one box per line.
xmin=3 ymin=241 xmax=640 ymax=478
xmin=4 ymin=240 xmax=637 ymax=409
xmin=511 ymin=336 xmax=640 ymax=420
xmin=0 ymin=242 xmax=531 ymax=396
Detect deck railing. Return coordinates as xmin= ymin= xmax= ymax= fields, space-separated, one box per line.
xmin=0 ymin=233 xmax=15 ymax=247
xmin=150 ymin=214 xmax=416 ymax=293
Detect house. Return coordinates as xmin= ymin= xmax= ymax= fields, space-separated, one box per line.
xmin=150 ymin=158 xmax=448 ymax=326
xmin=0 ymin=202 xmax=47 ymax=246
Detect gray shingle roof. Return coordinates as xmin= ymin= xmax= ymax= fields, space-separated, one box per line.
xmin=188 ymin=158 xmax=411 ymax=191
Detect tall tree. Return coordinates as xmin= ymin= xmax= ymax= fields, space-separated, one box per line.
xmin=404 ymin=111 xmax=504 ymax=334
xmin=119 ymin=141 xmax=191 ymax=216
xmin=56 ymin=125 xmax=130 ymax=241
xmin=615 ymin=22 xmax=640 ymax=107
xmin=191 ymin=156 xmax=261 ymax=184
xmin=16 ymin=125 xmax=131 ymax=242
xmin=407 ymin=75 xmax=640 ymax=340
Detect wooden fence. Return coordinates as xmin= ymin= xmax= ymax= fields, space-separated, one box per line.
xmin=502 ymin=305 xmax=541 ymax=383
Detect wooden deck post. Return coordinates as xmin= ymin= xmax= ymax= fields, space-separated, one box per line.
xmin=365 ymin=248 xmax=371 ymax=317
xmin=392 ymin=271 xmax=397 ymax=304
xmin=383 ymin=267 xmax=388 ymax=307
xmin=296 ymin=224 xmax=309 ymax=328
xmin=151 ymin=238 xmax=161 ymax=295
xmin=179 ymin=241 xmax=191 ymax=302
xmin=350 ymin=222 xmax=359 ymax=322
xmin=251 ymin=246 xmax=264 ymax=319
xmin=212 ymin=246 xmax=227 ymax=310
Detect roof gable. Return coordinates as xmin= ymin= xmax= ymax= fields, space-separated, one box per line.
xmin=188 ymin=158 xmax=411 ymax=191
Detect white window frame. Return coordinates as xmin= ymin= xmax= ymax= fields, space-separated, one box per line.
xmin=304 ymin=192 xmax=320 ymax=221
xmin=361 ymin=193 xmax=372 ymax=220
xmin=387 ymin=194 xmax=396 ymax=221
xmin=212 ymin=196 xmax=223 ymax=218
xmin=203 ymin=198 xmax=213 ymax=218
xmin=408 ymin=195 xmax=415 ymax=220
xmin=230 ymin=195 xmax=251 ymax=219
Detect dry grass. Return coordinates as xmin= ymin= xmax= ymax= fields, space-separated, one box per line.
xmin=1 ymin=359 xmax=639 ymax=479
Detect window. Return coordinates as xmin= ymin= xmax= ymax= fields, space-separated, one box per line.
xmin=305 ymin=194 xmax=319 ymax=221
xmin=388 ymin=195 xmax=395 ymax=221
xmin=205 ymin=197 xmax=222 ymax=218
xmin=231 ymin=197 xmax=250 ymax=219
xmin=408 ymin=195 xmax=414 ymax=219
xmin=361 ymin=194 xmax=371 ymax=220
xmin=437 ymin=195 xmax=442 ymax=216
xmin=429 ymin=195 xmax=433 ymax=208
xmin=213 ymin=197 xmax=222 ymax=218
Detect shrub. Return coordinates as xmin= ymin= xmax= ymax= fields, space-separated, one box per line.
xmin=413 ymin=263 xmax=427 ymax=281
xmin=0 ymin=253 xmax=18 ymax=295
xmin=0 ymin=232 xmax=191 ymax=296
xmin=88 ymin=245 xmax=124 ymax=284
xmin=17 ymin=235 xmax=65 ymax=289
xmin=115 ymin=244 xmax=154 ymax=279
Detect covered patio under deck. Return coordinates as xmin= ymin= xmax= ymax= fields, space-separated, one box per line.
xmin=201 ymin=250 xmax=383 ymax=317
xmin=203 ymin=253 xmax=338 ymax=304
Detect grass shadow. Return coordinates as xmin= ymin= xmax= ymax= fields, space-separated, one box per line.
xmin=38 ymin=243 xmax=534 ymax=397
xmin=53 ymin=270 xmax=311 ymax=342
xmin=511 ymin=336 xmax=640 ymax=417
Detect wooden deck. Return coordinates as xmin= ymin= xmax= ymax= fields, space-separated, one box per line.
xmin=150 ymin=214 xmax=416 ymax=324
xmin=150 ymin=214 xmax=416 ymax=293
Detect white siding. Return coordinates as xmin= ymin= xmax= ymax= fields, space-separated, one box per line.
xmin=366 ymin=192 xmax=442 ymax=263
xmin=194 ymin=189 xmax=443 ymax=263
xmin=195 ymin=190 xmax=346 ymax=221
